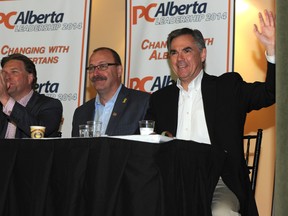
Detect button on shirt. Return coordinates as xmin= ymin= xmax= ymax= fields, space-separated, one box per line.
xmin=94 ymin=85 xmax=122 ymax=135
xmin=176 ymin=70 xmax=211 ymax=144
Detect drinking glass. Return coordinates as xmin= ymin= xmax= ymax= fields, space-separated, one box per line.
xmin=79 ymin=124 xmax=89 ymax=137
xmin=139 ymin=120 xmax=155 ymax=135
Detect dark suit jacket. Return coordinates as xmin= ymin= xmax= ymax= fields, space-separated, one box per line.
xmin=0 ymin=92 xmax=63 ymax=138
xmin=72 ymin=85 xmax=150 ymax=137
xmin=145 ymin=62 xmax=275 ymax=216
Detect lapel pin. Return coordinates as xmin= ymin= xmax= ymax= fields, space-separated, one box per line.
xmin=122 ymin=98 xmax=127 ymax=103
xmin=112 ymin=112 xmax=117 ymax=116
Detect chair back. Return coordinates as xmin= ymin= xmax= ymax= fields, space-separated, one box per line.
xmin=243 ymin=129 xmax=263 ymax=196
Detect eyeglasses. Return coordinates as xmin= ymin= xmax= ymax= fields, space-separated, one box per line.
xmin=86 ymin=63 xmax=119 ymax=73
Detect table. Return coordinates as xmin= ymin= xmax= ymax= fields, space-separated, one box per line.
xmin=0 ymin=137 xmax=226 ymax=216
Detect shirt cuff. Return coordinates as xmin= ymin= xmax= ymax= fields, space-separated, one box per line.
xmin=3 ymin=97 xmax=16 ymax=116
xmin=265 ymin=51 xmax=275 ymax=64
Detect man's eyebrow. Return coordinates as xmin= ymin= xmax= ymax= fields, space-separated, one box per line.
xmin=170 ymin=46 xmax=192 ymax=53
xmin=183 ymin=46 xmax=192 ymax=50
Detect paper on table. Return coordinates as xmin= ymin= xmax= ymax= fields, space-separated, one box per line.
xmin=108 ymin=134 xmax=173 ymax=143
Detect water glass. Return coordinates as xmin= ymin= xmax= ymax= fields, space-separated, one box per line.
xmin=79 ymin=124 xmax=89 ymax=137
xmin=139 ymin=120 xmax=155 ymax=135
xmin=87 ymin=121 xmax=102 ymax=137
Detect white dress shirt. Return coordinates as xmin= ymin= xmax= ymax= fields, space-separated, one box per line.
xmin=94 ymin=84 xmax=122 ymax=135
xmin=176 ymin=70 xmax=211 ymax=144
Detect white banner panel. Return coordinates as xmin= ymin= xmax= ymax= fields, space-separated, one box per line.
xmin=125 ymin=0 xmax=234 ymax=93
xmin=1 ymin=0 xmax=91 ymax=137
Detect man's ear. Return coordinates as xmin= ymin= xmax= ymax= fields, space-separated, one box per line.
xmin=117 ymin=65 xmax=123 ymax=78
xmin=201 ymin=48 xmax=207 ymax=63
xmin=28 ymin=73 xmax=34 ymax=85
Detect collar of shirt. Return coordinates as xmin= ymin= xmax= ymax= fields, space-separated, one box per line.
xmin=265 ymin=51 xmax=275 ymax=64
xmin=95 ymin=84 xmax=122 ymax=109
xmin=176 ymin=70 xmax=203 ymax=94
xmin=18 ymin=90 xmax=34 ymax=107
xmin=94 ymin=84 xmax=122 ymax=135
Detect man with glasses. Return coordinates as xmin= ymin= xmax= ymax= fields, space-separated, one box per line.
xmin=72 ymin=47 xmax=150 ymax=136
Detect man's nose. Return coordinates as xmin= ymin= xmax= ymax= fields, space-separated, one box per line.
xmin=177 ymin=52 xmax=184 ymax=60
xmin=90 ymin=70 xmax=101 ymax=77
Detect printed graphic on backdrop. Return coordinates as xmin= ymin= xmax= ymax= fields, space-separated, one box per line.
xmin=125 ymin=0 xmax=234 ymax=93
xmin=1 ymin=0 xmax=91 ymax=137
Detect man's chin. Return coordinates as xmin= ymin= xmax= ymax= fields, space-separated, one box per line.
xmin=7 ymin=88 xmax=15 ymax=95
xmin=95 ymin=86 xmax=106 ymax=93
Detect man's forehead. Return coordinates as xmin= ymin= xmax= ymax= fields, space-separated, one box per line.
xmin=171 ymin=35 xmax=195 ymax=46
xmin=90 ymin=50 xmax=114 ymax=61
xmin=3 ymin=59 xmax=25 ymax=68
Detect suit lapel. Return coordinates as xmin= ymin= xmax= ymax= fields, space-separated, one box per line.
xmin=25 ymin=92 xmax=39 ymax=112
xmin=14 ymin=92 xmax=38 ymax=138
xmin=202 ymin=73 xmax=217 ymax=145
xmin=105 ymin=86 xmax=128 ymax=134
xmin=170 ymin=85 xmax=179 ymax=135
xmin=87 ymin=98 xmax=96 ymax=121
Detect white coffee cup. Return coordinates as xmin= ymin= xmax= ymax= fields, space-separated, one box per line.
xmin=30 ymin=126 xmax=46 ymax=139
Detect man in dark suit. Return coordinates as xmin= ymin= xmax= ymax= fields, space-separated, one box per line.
xmin=72 ymin=47 xmax=150 ymax=136
xmin=0 ymin=53 xmax=63 ymax=138
xmin=145 ymin=10 xmax=275 ymax=216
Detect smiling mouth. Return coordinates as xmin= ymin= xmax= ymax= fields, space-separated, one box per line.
xmin=177 ymin=66 xmax=187 ymax=71
xmin=177 ymin=62 xmax=187 ymax=69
